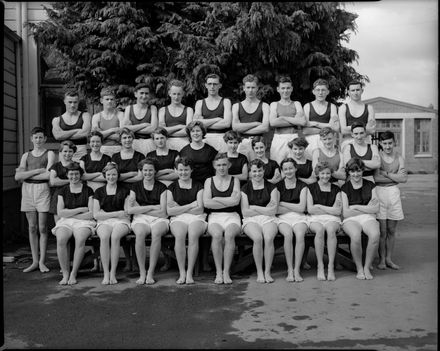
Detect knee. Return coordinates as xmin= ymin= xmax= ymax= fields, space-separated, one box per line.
xmin=211 ymin=232 xmax=223 ymax=243
xmin=252 ymin=235 xmax=263 ymax=246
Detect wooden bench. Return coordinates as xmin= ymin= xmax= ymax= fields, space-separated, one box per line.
xmin=84 ymin=228 xmax=368 ymax=276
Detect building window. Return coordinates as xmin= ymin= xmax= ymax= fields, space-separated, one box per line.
xmin=414 ymin=119 xmax=432 ymax=155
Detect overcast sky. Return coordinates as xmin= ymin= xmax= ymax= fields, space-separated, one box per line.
xmin=342 ymin=0 xmax=438 ymax=109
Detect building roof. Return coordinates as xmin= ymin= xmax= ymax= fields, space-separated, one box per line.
xmin=363 ymin=96 xmax=438 ymax=114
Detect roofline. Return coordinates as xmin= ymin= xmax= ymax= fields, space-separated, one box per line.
xmin=3 ymin=25 xmax=22 ymax=43
xmin=363 ymin=96 xmax=438 ymax=113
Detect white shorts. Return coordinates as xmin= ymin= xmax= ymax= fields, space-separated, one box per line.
xmin=242 ymin=215 xmax=277 ymax=230
xmin=167 ymin=137 xmax=189 ymax=152
xmin=51 ymin=217 xmax=96 ymax=235
xmin=207 ymin=212 xmax=241 ymax=230
xmin=21 ymin=182 xmax=50 ymax=212
xmin=132 ymin=139 xmax=155 ymax=156
xmin=96 ymin=217 xmax=131 ymax=231
xmin=343 ymin=213 xmax=377 ymax=227
xmin=71 ymin=145 xmax=88 ymax=163
xmin=204 ymin=133 xmax=227 ymax=153
xmin=131 ymin=214 xmax=170 ymax=230
xmin=270 ymin=133 xmax=298 ymax=165
xmin=170 ymin=213 xmax=207 ymax=227
xmin=305 ymin=134 xmax=324 ymax=159
xmin=101 ymin=145 xmax=122 ymax=157
xmin=237 ymin=137 xmax=255 ymax=161
xmin=307 ymin=214 xmax=341 ymax=227
xmin=376 ymin=185 xmax=404 ymax=220
xmin=277 ymin=212 xmax=309 ymax=228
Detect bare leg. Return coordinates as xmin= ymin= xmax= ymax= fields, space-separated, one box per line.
xmin=362 ymin=220 xmax=380 ymax=280
xmin=38 ymin=212 xmax=50 ymax=272
xmin=186 ymin=221 xmax=205 ymax=284
xmin=68 ymin=228 xmax=91 ymax=285
xmin=343 ymin=221 xmax=365 ymax=279
xmin=109 ymin=224 xmax=130 ymax=284
xmin=23 ymin=212 xmax=39 ymax=273
xmin=97 ymin=225 xmax=112 ymax=285
xmin=146 ymin=222 xmax=168 ymax=284
xmin=278 ymin=223 xmax=294 ymax=282
xmin=310 ymin=222 xmax=326 ymax=281
xmin=243 ymin=223 xmax=265 ymax=283
xmin=262 ymin=222 xmax=278 ymax=283
xmin=377 ymin=219 xmax=387 ymax=269
xmin=223 ymin=224 xmax=240 ymax=284
xmin=385 ymin=219 xmax=400 ymax=269
xmin=293 ymin=223 xmax=308 ymax=282
xmin=325 ymin=222 xmax=339 ymax=281
xmin=133 ymin=223 xmax=149 ymax=284
xmin=209 ymin=224 xmax=224 ymax=284
xmin=55 ymin=227 xmax=72 ymax=284
xmin=171 ymin=222 xmax=188 ymax=284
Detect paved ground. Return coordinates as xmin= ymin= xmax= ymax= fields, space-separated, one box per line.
xmin=1 ymin=174 xmax=437 ymax=349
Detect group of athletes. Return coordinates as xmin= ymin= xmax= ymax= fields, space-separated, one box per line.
xmin=15 ymin=73 xmax=407 ymax=287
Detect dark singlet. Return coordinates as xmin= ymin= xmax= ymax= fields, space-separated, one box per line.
xmin=80 ymin=153 xmax=112 ymax=173
xmin=309 ymin=102 xmax=331 ymax=123
xmin=238 ymin=101 xmax=263 ymax=124
xmin=263 ymin=159 xmax=279 ymax=180
xmin=341 ymin=179 xmax=376 ymax=206
xmin=345 ymin=104 xmax=369 ymax=127
xmin=59 ymin=112 xmax=87 ymax=144
xmin=228 ymin=153 xmax=248 ymax=176
xmin=111 ymin=151 xmax=145 ymax=174
xmin=209 ymin=177 xmax=239 ymax=213
xmin=241 ymin=180 xmax=276 ymax=207
xmin=98 ymin=112 xmax=120 ymax=145
xmin=93 ymin=183 xmax=130 ymax=212
xmin=24 ymin=150 xmax=49 ymax=184
xmin=146 ymin=149 xmax=180 ymax=171
xmin=164 ymin=106 xmax=187 ymax=127
xmin=274 ymin=102 xmax=299 ymax=134
xmin=202 ymin=98 xmax=228 ymax=133
xmin=277 ymin=179 xmax=307 ymax=204
xmin=49 ymin=161 xmax=71 ymax=214
xmin=294 ymin=159 xmax=313 ymax=179
xmin=308 ymin=182 xmax=340 ymax=207
xmin=59 ymin=184 xmax=94 ymax=209
xmin=168 ymin=180 xmax=203 ymax=206
xmin=179 ymin=144 xmax=218 ymax=184
xmin=349 ymin=144 xmax=374 ymax=177
xmin=129 ymin=105 xmax=152 ymax=139
xmin=376 ymin=152 xmax=400 ymax=187
xmin=131 ymin=180 xmax=167 ymax=206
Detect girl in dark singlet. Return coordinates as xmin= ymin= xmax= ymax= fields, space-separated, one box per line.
xmin=276 ymin=158 xmax=308 ymax=282
xmin=52 ymin=162 xmax=95 ymax=285
xmin=203 ymin=153 xmax=241 ymax=284
xmin=341 ymin=158 xmax=380 ymax=281
xmin=223 ymin=130 xmax=248 ymax=184
xmin=241 ymin=159 xmax=279 ymax=283
xmin=49 ymin=141 xmax=76 ymax=223
xmin=285 ymin=137 xmax=316 ymax=184
xmin=93 ymin=162 xmax=131 ymax=285
xmin=80 ymin=131 xmax=112 ymax=191
xmin=127 ymin=158 xmax=169 ymax=285
xmin=306 ymin=162 xmax=342 ymax=281
xmin=167 ymin=157 xmax=206 ymax=284
xmin=251 ymin=136 xmax=281 ymax=184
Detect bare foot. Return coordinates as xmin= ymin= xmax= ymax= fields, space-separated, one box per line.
xmin=136 ymin=275 xmax=146 ymax=285
xmin=39 ymin=263 xmax=50 ymax=273
xmin=214 ymin=274 xmax=223 ymax=284
xmin=23 ymin=262 xmax=39 ymax=273
xmin=109 ymin=276 xmax=118 ymax=284
xmin=256 ymin=274 xmax=266 ymax=283
xmin=67 ymin=276 xmax=77 ymax=285
xmin=294 ymin=272 xmax=303 ymax=282
xmin=377 ymin=262 xmax=387 ymax=270
xmin=363 ymin=267 xmax=373 ymax=280
xmin=59 ymin=277 xmax=68 ymax=285
xmin=386 ymin=260 xmax=400 ymax=270
xmin=302 ymin=262 xmax=311 ymax=270
xmin=223 ymin=272 xmax=233 ymax=284
xmin=317 ymin=266 xmax=326 ymax=281
xmin=356 ymin=271 xmax=366 ymax=280
xmin=264 ymin=272 xmax=274 ymax=283
xmin=145 ymin=274 xmax=155 ymax=285
xmin=101 ymin=276 xmax=110 ymax=285
xmin=176 ymin=276 xmax=186 ymax=285
xmin=286 ymin=270 xmax=295 ymax=282
xmin=185 ymin=276 xmax=195 ymax=284
xmin=327 ymin=269 xmax=336 ymax=281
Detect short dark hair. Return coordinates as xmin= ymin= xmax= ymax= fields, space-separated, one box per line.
xmin=251 ymin=135 xmax=266 ymax=149
xmin=174 ymin=156 xmax=193 ymax=170
xmin=186 ymin=121 xmax=207 ymax=141
xmin=223 ymin=130 xmax=242 ymax=143
xmin=65 ymin=161 xmax=84 ymax=176
xmin=88 ymin=131 xmax=104 ymax=144
xmin=280 ymin=157 xmax=297 ymax=170
xmin=138 ymin=157 xmax=158 ymax=171
xmin=277 ymin=76 xmax=292 ymax=85
xmin=119 ymin=127 xmax=135 ymax=141
xmin=287 ymin=137 xmax=309 ymax=149
xmin=64 ymin=89 xmax=79 ymax=99
xmin=351 ymin=121 xmax=366 ymax=132
xmin=345 ymin=157 xmax=365 ymax=177
xmin=151 ymin=126 xmax=169 ymax=139
xmin=213 ymin=152 xmax=229 ymax=163
xmin=314 ymin=161 xmax=333 ymax=177
xmin=242 ymin=74 xmax=258 ymax=85
xmin=319 ymin=127 xmax=335 ymax=138
xmin=379 ymin=130 xmax=395 ymax=142
xmin=134 ymin=83 xmax=150 ymax=92
xmin=31 ymin=127 xmax=46 ymax=136
xmin=102 ymin=161 xmax=120 ymax=177
xmin=59 ymin=140 xmax=77 ymax=153
xmin=248 ymin=158 xmax=265 ymax=170
xmin=347 ymin=80 xmax=363 ymax=90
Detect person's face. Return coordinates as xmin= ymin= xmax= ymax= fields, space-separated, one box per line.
xmin=379 ymin=138 xmax=395 ymax=154
xmin=320 ymin=133 xmax=335 ymax=149
xmin=64 ymin=96 xmax=79 ymax=113
xmin=135 ymin=88 xmax=150 ymax=104
xmin=226 ymin=139 xmax=239 ymax=153
xmin=101 ymin=95 xmax=116 ymax=109
xmin=169 ymin=86 xmax=184 ymax=104
xmin=190 ymin=126 xmax=203 ymax=143
xmin=105 ymin=168 xmax=119 ymax=184
xmin=348 ymin=168 xmax=363 ymax=182
xmin=89 ymin=135 xmax=102 ymax=152
xmin=120 ymin=133 xmax=134 ymax=148
xmin=31 ymin=132 xmax=46 ymax=147
xmin=313 ymin=84 xmax=329 ymax=101
xmin=291 ymin=145 xmax=305 ymax=159
xmin=68 ymin=170 xmax=82 ymax=184
xmin=282 ymin=161 xmax=296 ymax=179
xmin=351 ymin=127 xmax=366 ymax=144
xmin=243 ymin=81 xmax=258 ymax=98
xmin=153 ymin=133 xmax=167 ymax=149
xmin=176 ymin=163 xmax=192 ymax=180
xmin=142 ymin=163 xmax=156 ymax=181
xmin=205 ymin=78 xmax=221 ymax=96
xmin=250 ymin=164 xmax=264 ymax=181
xmin=318 ymin=168 xmax=332 ymax=183
xmin=214 ymin=158 xmax=230 ymax=176
xmin=277 ymin=82 xmax=293 ymax=99
xmin=253 ymin=141 xmax=266 ymax=159
xmin=347 ymin=84 xmax=363 ymax=101
xmin=60 ymin=145 xmax=74 ymax=161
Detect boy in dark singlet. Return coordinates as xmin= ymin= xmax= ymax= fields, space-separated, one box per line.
xmin=122 ymin=83 xmax=158 ymax=156
xmin=91 ymin=88 xmax=124 ymax=157
xmin=232 ymin=74 xmax=270 ymax=161
xmin=193 ymin=73 xmax=232 ymax=152
xmin=15 ymin=127 xmax=56 ymax=273
xmin=338 ymin=80 xmax=375 ymax=149
xmin=52 ymin=89 xmax=91 ymax=162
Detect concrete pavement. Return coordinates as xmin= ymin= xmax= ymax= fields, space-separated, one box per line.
xmin=2 ymin=174 xmax=437 ymax=349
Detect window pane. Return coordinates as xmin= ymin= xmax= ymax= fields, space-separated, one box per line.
xmin=414 ymin=119 xmax=431 ymax=154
